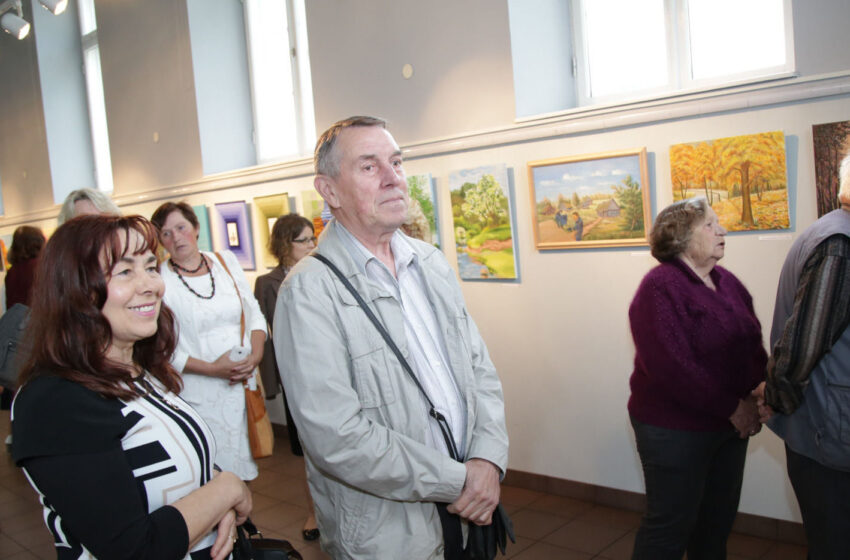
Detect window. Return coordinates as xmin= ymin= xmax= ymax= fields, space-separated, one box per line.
xmin=243 ymin=0 xmax=315 ymax=163
xmin=509 ymin=0 xmax=794 ymax=116
xmin=575 ymin=0 xmax=793 ymax=105
xmin=77 ymin=0 xmax=113 ymax=191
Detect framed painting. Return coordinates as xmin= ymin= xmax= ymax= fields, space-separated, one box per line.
xmin=670 ymin=131 xmax=789 ymax=231
xmin=449 ymin=164 xmax=518 ymax=280
xmin=0 ymin=238 xmax=7 ymax=271
xmin=214 ymin=201 xmax=255 ymax=270
xmin=253 ymin=193 xmax=290 ymax=268
xmin=813 ymin=120 xmax=850 ymax=217
xmin=301 ymin=190 xmax=326 ymax=237
xmin=528 ymin=148 xmax=651 ymax=250
xmin=192 ymin=204 xmax=213 ymax=252
xmin=405 ymin=173 xmax=441 ymax=248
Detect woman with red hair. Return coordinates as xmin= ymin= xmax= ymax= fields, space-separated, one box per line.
xmin=11 ymin=215 xmax=251 ymax=560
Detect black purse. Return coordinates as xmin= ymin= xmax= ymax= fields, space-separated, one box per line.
xmin=313 ymin=254 xmax=515 ymax=560
xmin=231 ymin=518 xmax=303 ymax=560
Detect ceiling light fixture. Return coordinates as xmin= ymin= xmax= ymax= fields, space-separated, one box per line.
xmin=38 ymin=0 xmax=67 ymax=15
xmin=0 ymin=0 xmax=29 ymax=40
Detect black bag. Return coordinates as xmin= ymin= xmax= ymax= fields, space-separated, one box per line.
xmin=232 ymin=518 xmax=303 ymax=560
xmin=466 ymin=504 xmax=514 ymax=559
xmin=313 ymin=254 xmax=515 ymax=560
xmin=0 ymin=303 xmax=30 ymax=390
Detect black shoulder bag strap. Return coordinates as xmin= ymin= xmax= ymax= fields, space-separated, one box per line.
xmin=312 ymin=253 xmax=461 ymax=461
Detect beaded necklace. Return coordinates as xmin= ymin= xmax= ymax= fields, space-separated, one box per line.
xmin=170 ymin=255 xmax=216 ymax=299
xmin=170 ymin=255 xmax=206 ymax=274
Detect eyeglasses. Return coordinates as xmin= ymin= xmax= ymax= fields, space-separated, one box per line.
xmin=293 ymin=236 xmax=317 ymax=245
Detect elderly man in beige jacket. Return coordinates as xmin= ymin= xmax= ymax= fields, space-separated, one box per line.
xmin=273 ymin=116 xmax=509 ymax=559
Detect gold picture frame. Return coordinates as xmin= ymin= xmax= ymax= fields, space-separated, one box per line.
xmin=527 ymin=148 xmax=652 ymax=250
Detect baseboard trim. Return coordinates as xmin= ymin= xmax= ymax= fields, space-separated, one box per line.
xmin=268 ymin=425 xmax=806 ymax=546
xmin=503 ymin=469 xmax=807 ymax=546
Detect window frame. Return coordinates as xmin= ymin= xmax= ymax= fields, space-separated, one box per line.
xmin=570 ymin=0 xmax=796 ymax=109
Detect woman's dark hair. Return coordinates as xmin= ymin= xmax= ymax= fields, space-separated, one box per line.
xmin=150 ymin=201 xmax=199 ymax=232
xmin=269 ymin=213 xmax=314 ymax=267
xmin=19 ymin=215 xmax=182 ymax=399
xmin=649 ymin=197 xmax=708 ymax=262
xmin=7 ymin=226 xmax=45 ymax=265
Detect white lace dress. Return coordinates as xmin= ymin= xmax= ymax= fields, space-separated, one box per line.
xmin=161 ymin=250 xmax=267 ymax=480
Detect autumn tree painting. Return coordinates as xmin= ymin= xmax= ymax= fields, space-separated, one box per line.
xmin=812 ymin=120 xmax=850 ymax=217
xmin=669 ymin=131 xmax=789 ymax=231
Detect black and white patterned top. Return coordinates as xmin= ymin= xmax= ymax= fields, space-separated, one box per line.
xmin=11 ymin=372 xmax=219 ymax=559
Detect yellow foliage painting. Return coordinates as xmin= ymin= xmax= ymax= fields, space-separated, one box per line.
xmin=670 ymin=131 xmax=789 ymax=231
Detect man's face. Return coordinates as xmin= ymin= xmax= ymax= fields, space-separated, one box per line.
xmin=319 ymin=126 xmax=408 ymax=240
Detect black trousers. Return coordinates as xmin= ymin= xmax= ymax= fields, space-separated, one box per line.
xmin=630 ymin=417 xmax=748 ymax=560
xmin=786 ymin=444 xmax=850 ymax=560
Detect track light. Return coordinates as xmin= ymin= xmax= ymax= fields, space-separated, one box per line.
xmin=38 ymin=0 xmax=67 ymax=15
xmin=0 ymin=3 xmax=29 ymax=40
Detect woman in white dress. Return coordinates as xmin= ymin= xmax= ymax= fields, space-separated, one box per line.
xmin=152 ymin=201 xmax=267 ymax=481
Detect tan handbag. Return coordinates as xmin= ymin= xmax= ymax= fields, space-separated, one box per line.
xmin=214 ymin=253 xmax=275 ymax=459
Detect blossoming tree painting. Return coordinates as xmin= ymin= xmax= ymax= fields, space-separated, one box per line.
xmin=449 ymin=164 xmax=517 ymax=280
xmin=670 ymin=131 xmax=789 ymax=231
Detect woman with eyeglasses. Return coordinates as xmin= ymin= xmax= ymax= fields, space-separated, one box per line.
xmin=151 ymin=201 xmax=267 ymax=483
xmin=254 ymin=213 xmax=319 ymax=540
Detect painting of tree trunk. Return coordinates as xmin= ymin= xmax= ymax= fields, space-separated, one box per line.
xmin=669 ymin=131 xmax=789 ymax=231
xmin=812 ymin=120 xmax=850 ymax=217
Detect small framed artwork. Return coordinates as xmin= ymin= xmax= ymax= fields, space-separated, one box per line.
xmin=0 ymin=238 xmax=8 ymax=271
xmin=449 ymin=164 xmax=518 ymax=280
xmin=406 ymin=173 xmax=442 ymax=248
xmin=813 ymin=120 xmax=850 ymax=217
xmin=253 ymin=193 xmax=291 ymax=268
xmin=300 ymin=190 xmax=326 ymax=237
xmin=192 ymin=204 xmax=213 ymax=252
xmin=528 ymin=148 xmax=651 ymax=250
xmin=214 ymin=201 xmax=255 ymax=270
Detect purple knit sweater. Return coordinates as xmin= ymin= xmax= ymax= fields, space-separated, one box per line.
xmin=628 ymin=259 xmax=767 ymax=431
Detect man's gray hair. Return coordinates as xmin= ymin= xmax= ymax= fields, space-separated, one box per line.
xmin=57 ymin=188 xmax=121 ymax=225
xmin=314 ymin=116 xmax=387 ymax=178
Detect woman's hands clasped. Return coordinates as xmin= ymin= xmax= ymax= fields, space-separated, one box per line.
xmin=208 ymin=471 xmax=252 ymax=560
xmin=729 ymin=396 xmax=762 ymax=438
xmin=209 ymin=350 xmax=258 ymax=385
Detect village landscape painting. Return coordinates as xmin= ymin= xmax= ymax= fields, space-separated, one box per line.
xmin=670 ymin=131 xmax=789 ymax=231
xmin=449 ymin=164 xmax=517 ymax=280
xmin=528 ymin=148 xmax=651 ymax=250
xmin=813 ymin=120 xmax=850 ymax=217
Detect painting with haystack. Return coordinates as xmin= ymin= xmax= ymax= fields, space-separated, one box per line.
xmin=528 ymin=148 xmax=651 ymax=250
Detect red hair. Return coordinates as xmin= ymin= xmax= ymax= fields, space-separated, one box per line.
xmin=19 ymin=215 xmax=182 ymax=399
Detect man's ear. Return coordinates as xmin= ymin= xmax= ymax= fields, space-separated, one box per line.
xmin=315 ymin=175 xmax=340 ymax=209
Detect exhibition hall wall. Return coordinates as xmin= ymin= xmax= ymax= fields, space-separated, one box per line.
xmin=2 ymin=0 xmax=850 ymax=524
